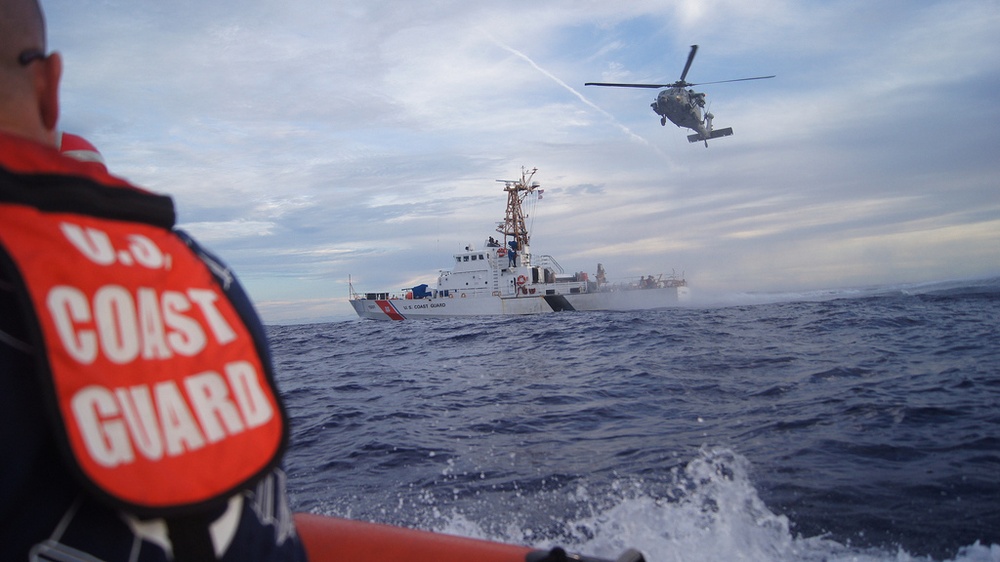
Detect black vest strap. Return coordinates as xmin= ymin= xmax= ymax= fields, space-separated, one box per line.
xmin=167 ymin=513 xmax=219 ymax=562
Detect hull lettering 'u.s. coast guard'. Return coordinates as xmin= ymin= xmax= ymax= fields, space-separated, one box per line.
xmin=350 ymin=168 xmax=689 ymax=320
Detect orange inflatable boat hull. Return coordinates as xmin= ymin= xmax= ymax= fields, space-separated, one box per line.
xmin=294 ymin=513 xmax=535 ymax=562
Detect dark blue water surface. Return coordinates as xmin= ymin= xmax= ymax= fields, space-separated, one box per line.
xmin=270 ymin=279 xmax=1000 ymax=562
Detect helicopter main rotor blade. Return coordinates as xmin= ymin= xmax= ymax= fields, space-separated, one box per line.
xmin=679 ymin=45 xmax=698 ymax=83
xmin=584 ymin=82 xmax=672 ymax=89
xmin=687 ymin=75 xmax=776 ymax=86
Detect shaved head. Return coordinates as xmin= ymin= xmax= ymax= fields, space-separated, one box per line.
xmin=0 ymin=0 xmax=61 ymax=144
xmin=0 ymin=0 xmax=46 ymax=62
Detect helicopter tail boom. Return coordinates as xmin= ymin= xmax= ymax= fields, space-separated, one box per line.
xmin=687 ymin=127 xmax=733 ymax=143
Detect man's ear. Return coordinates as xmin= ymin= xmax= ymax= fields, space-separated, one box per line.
xmin=37 ymin=51 xmax=62 ymax=132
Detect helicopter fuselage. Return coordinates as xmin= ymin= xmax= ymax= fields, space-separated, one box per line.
xmin=584 ymin=45 xmax=772 ymax=145
xmin=653 ymin=87 xmax=710 ymax=138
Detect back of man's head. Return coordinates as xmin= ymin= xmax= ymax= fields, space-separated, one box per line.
xmin=0 ymin=0 xmax=61 ymax=145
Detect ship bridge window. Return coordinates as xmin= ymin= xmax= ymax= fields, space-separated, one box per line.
xmin=463 ymin=256 xmax=469 ymax=262
xmin=472 ymin=255 xmax=478 ymax=261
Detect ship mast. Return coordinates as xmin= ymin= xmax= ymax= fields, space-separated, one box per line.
xmin=496 ymin=167 xmax=539 ymax=267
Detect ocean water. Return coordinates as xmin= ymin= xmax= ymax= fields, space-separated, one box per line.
xmin=270 ymin=278 xmax=1000 ymax=562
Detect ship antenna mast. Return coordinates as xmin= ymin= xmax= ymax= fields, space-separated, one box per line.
xmin=496 ymin=167 xmax=538 ymax=255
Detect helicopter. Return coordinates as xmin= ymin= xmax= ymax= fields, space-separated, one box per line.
xmin=585 ymin=45 xmax=774 ymax=146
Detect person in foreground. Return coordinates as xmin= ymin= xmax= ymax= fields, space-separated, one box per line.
xmin=0 ymin=1 xmax=307 ymax=560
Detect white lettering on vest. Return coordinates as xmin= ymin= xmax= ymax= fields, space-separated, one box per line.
xmin=47 ymin=285 xmax=233 ymax=365
xmin=137 ymin=288 xmax=171 ymax=360
xmin=162 ymin=290 xmax=207 ymax=356
xmin=71 ymin=363 xmax=274 ymax=467
xmin=61 ymin=223 xmax=116 ymax=265
xmin=126 ymin=233 xmax=165 ymax=269
xmin=185 ymin=371 xmax=246 ymax=443
xmin=72 ymin=386 xmax=135 ymax=467
xmin=188 ymin=289 xmax=237 ymax=345
xmin=47 ymin=286 xmax=98 ymax=364
xmin=60 ymin=222 xmax=167 ymax=270
xmin=156 ymin=380 xmax=206 ymax=456
xmin=115 ymin=385 xmax=164 ymax=461
xmin=94 ymin=285 xmax=140 ymax=364
xmin=225 ymin=360 xmax=274 ymax=428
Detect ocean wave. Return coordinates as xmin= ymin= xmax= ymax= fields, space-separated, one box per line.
xmin=341 ymin=447 xmax=1000 ymax=562
xmin=275 ymin=281 xmax=1000 ymax=560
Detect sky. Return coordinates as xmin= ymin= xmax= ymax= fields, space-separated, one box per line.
xmin=43 ymin=0 xmax=1000 ymax=323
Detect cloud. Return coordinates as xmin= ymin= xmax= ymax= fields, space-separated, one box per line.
xmin=44 ymin=0 xmax=1000 ymax=322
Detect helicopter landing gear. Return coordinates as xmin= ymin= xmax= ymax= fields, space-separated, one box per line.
xmin=660 ymin=116 xmax=666 ymax=126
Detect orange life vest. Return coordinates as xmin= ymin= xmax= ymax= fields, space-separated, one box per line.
xmin=0 ymin=138 xmax=287 ymax=518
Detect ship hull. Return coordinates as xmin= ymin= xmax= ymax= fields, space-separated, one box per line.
xmin=350 ymin=285 xmax=689 ymax=320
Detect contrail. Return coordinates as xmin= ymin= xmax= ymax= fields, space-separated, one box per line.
xmin=486 ymin=33 xmax=656 ymax=149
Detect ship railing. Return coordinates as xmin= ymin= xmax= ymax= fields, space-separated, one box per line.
xmin=430 ymin=286 xmax=504 ymax=299
xmin=356 ymin=292 xmax=390 ymax=300
xmin=533 ymin=254 xmax=565 ymax=274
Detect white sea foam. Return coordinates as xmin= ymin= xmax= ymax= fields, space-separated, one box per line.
xmin=432 ymin=447 xmax=1000 ymax=562
xmin=686 ymin=276 xmax=1000 ymax=309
